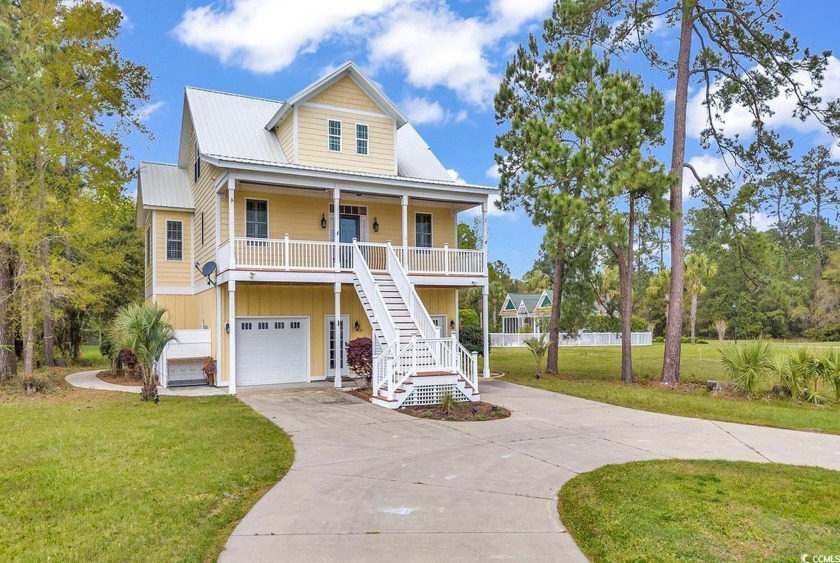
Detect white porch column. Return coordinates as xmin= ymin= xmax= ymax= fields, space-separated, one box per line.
xmin=401 ymin=195 xmax=409 ymax=267
xmin=481 ymin=201 xmax=490 ymax=378
xmin=228 ymin=280 xmax=237 ymax=394
xmin=227 ymin=178 xmax=236 ymax=270
xmin=333 ymin=187 xmax=341 ymax=272
xmin=334 ymin=281 xmax=342 ymax=388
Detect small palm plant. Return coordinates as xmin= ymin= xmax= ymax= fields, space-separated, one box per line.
xmin=524 ymin=334 xmax=548 ymax=379
xmin=719 ymin=339 xmax=773 ymax=396
xmin=109 ymin=303 xmax=176 ymax=402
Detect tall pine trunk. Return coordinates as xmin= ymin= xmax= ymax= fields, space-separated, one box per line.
xmin=0 ymin=243 xmax=15 ymax=379
xmin=546 ymin=252 xmax=565 ymax=375
xmin=662 ymin=0 xmax=694 ymax=384
xmin=41 ymin=240 xmax=55 ymax=366
xmin=616 ymin=197 xmax=635 ymax=384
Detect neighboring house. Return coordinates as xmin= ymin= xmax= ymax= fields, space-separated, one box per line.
xmin=499 ymin=291 xmax=552 ymax=333
xmin=136 ymin=61 xmax=495 ymax=408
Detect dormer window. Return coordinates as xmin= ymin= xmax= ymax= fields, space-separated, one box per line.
xmin=356 ymin=124 xmax=368 ymax=155
xmin=328 ymin=120 xmax=341 ymax=152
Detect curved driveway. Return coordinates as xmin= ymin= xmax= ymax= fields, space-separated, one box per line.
xmin=221 ymin=379 xmax=840 ymax=562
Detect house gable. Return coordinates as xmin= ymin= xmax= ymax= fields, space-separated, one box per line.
xmin=310 ymin=75 xmax=383 ymax=114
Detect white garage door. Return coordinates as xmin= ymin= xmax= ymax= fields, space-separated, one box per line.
xmin=236 ymin=317 xmax=309 ymax=385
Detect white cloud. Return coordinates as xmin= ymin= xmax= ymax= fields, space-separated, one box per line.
xmin=173 ymin=0 xmax=555 ymax=107
xmin=402 ymin=96 xmax=467 ymax=125
xmin=686 ymin=56 xmax=840 ymax=142
xmin=136 ymin=101 xmax=164 ymax=122
xmin=447 ymin=168 xmax=467 ymax=185
xmin=485 ymin=164 xmax=501 ymax=181
xmin=173 ymin=0 xmax=402 ymax=74
xmin=682 ymin=154 xmax=730 ymax=198
xmin=740 ymin=211 xmax=774 ymax=232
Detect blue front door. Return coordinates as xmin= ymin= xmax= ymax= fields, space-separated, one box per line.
xmin=339 ymin=215 xmax=360 ymax=243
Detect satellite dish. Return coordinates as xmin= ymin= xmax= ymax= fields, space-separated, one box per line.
xmin=201 ymin=261 xmax=217 ymax=277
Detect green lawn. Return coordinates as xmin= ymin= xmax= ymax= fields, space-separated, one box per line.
xmin=0 ymin=350 xmax=294 ymax=561
xmin=490 ymin=342 xmax=840 ymax=435
xmin=559 ymin=460 xmax=840 ymax=562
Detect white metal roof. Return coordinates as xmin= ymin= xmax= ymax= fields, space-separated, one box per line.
xmin=138 ymin=162 xmax=193 ymax=209
xmin=181 ymin=88 xmax=287 ymax=168
xmin=396 ymin=124 xmax=453 ymax=182
xmin=136 ymin=162 xmax=193 ymax=227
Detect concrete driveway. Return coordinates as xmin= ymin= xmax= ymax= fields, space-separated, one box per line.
xmin=220 ymin=380 xmax=840 ymax=562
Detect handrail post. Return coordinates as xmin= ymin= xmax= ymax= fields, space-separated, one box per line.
xmin=411 ymin=336 xmax=417 ymax=375
xmin=444 ymin=243 xmax=449 ymax=276
xmin=471 ymin=351 xmax=479 ymax=386
xmin=284 ymin=233 xmax=290 ymax=271
xmin=451 ymin=332 xmax=458 ymax=372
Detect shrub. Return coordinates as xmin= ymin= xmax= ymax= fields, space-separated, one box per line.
xmin=585 ymin=314 xmax=648 ymax=332
xmin=119 ymin=348 xmax=141 ymax=380
xmin=519 ymin=323 xmax=533 ymax=334
xmin=21 ymin=375 xmax=50 ymax=395
xmin=346 ymin=337 xmax=373 ymax=385
xmin=458 ymin=326 xmax=489 ymax=356
xmin=459 ymin=309 xmax=480 ymax=329
xmin=719 ymin=339 xmax=774 ymax=396
xmin=653 ymin=336 xmax=665 ymax=343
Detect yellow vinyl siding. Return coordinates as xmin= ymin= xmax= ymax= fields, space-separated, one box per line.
xmin=310 ymin=76 xmax=382 ymax=113
xmin=296 ymin=105 xmax=395 ymax=175
xmin=155 ymin=210 xmax=192 ymax=288
xmin=191 ymin=136 xmax=220 ymax=286
xmin=277 ymin=116 xmax=295 ymax=162
xmin=144 ymin=215 xmax=153 ymax=296
xmin=233 ymin=187 xmax=456 ymax=247
xmin=155 ymin=294 xmax=197 ymax=330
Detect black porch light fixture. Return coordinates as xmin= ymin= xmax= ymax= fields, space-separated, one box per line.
xmin=320 ymin=213 xmax=327 ymax=229
xmin=449 ymin=319 xmax=456 ymax=330
xmin=372 ymin=217 xmax=379 ymax=232
xmin=354 ymin=320 xmax=361 ymax=332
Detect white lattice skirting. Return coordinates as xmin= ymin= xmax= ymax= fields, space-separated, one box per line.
xmin=401 ymin=384 xmax=470 ymax=406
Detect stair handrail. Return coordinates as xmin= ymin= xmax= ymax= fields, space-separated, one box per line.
xmin=385 ymin=243 xmax=437 ymax=340
xmin=353 ymin=242 xmax=397 ymax=346
xmin=372 ymin=338 xmax=398 ymax=396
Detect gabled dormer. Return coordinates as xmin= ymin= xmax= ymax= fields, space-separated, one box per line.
xmin=265 ymin=61 xmax=408 ymax=176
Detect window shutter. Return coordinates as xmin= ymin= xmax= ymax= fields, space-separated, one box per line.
xmin=359 ymin=215 xmax=368 ymax=242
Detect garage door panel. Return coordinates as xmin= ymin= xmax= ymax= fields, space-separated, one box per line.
xmin=236 ymin=317 xmax=309 ymax=385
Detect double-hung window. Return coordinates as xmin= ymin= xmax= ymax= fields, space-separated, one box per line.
xmin=415 ymin=213 xmax=432 ymax=248
xmin=166 ymin=221 xmax=183 ymax=261
xmin=246 ymin=199 xmax=268 ymax=239
xmin=356 ymin=124 xmax=368 ymax=155
xmin=328 ymin=120 xmax=341 ymax=152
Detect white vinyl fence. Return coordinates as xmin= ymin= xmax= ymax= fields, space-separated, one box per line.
xmin=490 ymin=331 xmax=653 ymax=348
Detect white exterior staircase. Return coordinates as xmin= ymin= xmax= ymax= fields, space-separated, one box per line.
xmin=351 ymin=242 xmax=480 ymax=409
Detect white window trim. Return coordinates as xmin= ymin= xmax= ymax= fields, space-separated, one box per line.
xmin=165 ymin=220 xmax=184 ymax=262
xmin=414 ymin=212 xmax=433 ymax=248
xmin=355 ymin=123 xmax=369 ymax=156
xmin=244 ymin=198 xmax=270 ymax=239
xmin=327 ymin=119 xmax=342 ymax=153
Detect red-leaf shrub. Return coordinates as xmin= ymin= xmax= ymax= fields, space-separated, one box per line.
xmin=347 ymin=337 xmax=372 ymax=384
xmin=118 ymin=348 xmax=141 ymax=380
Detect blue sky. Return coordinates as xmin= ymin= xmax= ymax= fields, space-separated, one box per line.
xmin=114 ymin=0 xmax=840 ymax=277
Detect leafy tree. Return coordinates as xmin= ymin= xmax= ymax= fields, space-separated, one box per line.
xmin=108 ymin=303 xmax=175 ymax=401
xmin=685 ymin=253 xmax=718 ymax=344
xmin=568 ymin=0 xmax=840 ymax=383
xmin=799 ymin=146 xmax=839 ymax=267
xmin=522 ymin=268 xmax=551 ymax=292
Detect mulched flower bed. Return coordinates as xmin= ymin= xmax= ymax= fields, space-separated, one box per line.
xmin=345 ymin=387 xmax=511 ymax=421
xmin=96 ymin=370 xmax=142 ymax=387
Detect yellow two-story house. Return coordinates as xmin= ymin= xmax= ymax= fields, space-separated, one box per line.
xmin=137 ymin=61 xmax=494 ymax=408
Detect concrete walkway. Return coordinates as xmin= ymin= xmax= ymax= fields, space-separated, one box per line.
xmin=66 ymin=370 xmax=226 ymax=396
xmin=221 ymin=380 xmax=840 ymax=562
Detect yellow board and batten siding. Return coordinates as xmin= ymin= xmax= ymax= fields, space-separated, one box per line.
xmin=216 ymin=283 xmax=458 ymax=384
xmin=231 ymin=187 xmax=456 ymax=247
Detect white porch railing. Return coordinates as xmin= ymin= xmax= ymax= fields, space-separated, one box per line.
xmin=352 ymin=244 xmax=397 ymax=346
xmin=225 ymin=236 xmax=484 ymax=276
xmin=490 ymin=331 xmax=653 ymax=347
xmin=394 ymin=245 xmax=484 ymax=276
xmin=372 ymin=334 xmax=478 ymax=400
